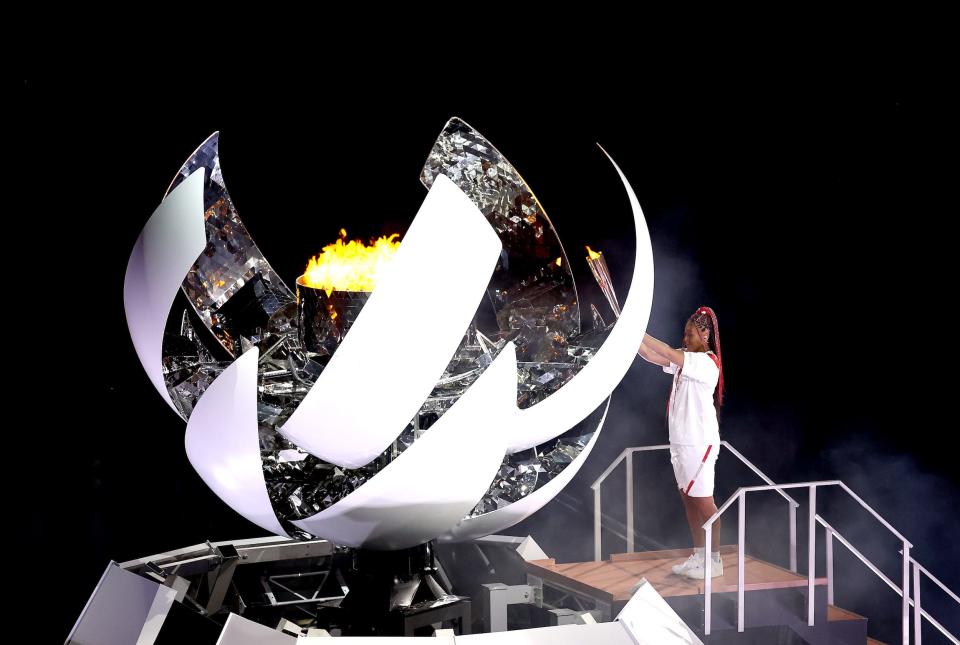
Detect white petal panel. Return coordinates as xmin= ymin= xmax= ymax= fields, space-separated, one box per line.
xmin=123 ymin=169 xmax=207 ymax=417
xmin=506 ymin=149 xmax=653 ymax=453
xmin=279 ymin=174 xmax=503 ymax=469
xmin=292 ymin=344 xmax=518 ymax=550
xmin=185 ymin=348 xmax=288 ymax=537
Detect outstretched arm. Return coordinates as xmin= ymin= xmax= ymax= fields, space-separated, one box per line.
xmin=642 ymin=333 xmax=685 ymax=366
xmin=637 ymin=342 xmax=671 ymax=367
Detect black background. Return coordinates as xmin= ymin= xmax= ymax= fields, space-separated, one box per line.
xmin=22 ymin=69 xmax=958 ymax=643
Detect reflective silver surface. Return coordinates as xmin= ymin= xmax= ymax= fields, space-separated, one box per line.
xmin=158 ymin=122 xmax=618 ymax=528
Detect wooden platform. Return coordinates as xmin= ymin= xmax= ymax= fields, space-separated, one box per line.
xmin=525 ymin=545 xmax=828 ymax=604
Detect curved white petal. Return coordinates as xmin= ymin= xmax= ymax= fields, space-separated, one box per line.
xmin=506 ymin=149 xmax=653 ymax=453
xmin=292 ymin=344 xmax=518 ymax=550
xmin=184 ymin=348 xmax=288 ymax=537
xmin=439 ymin=397 xmax=611 ymax=543
xmin=123 ymin=169 xmax=207 ymax=417
xmin=279 ymin=174 xmax=503 ymax=469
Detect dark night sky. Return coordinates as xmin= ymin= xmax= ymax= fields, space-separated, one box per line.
xmin=22 ymin=69 xmax=958 ymax=642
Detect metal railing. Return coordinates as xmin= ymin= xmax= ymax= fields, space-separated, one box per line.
xmin=702 ymin=481 xmax=957 ymax=645
xmin=816 ymin=517 xmax=960 ymax=645
xmin=901 ymin=553 xmax=960 ymax=645
xmin=592 ymin=443 xmax=959 ymax=644
xmin=590 ymin=441 xmax=800 ymax=569
xmin=702 ymin=481 xmax=845 ymax=635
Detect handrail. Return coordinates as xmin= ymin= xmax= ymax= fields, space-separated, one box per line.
xmin=707 ymin=481 xmax=842 ymax=522
xmin=702 ymin=481 xmax=839 ymax=636
xmin=701 ymin=480 xmax=955 ymax=645
xmin=720 ymin=442 xmax=801 ymax=509
xmin=591 ymin=441 xmax=800 ymax=509
xmin=592 ymin=442 xmax=957 ymax=644
xmin=817 ymin=515 xmax=902 ymax=595
xmin=819 ymin=517 xmax=960 ymax=645
xmin=592 ymin=441 xmax=800 ymax=570
xmin=905 ymin=556 xmax=960 ymax=606
xmin=836 ymin=481 xmax=913 ymax=546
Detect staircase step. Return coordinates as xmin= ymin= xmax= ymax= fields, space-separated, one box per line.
xmin=527 ymin=547 xmax=881 ymax=643
xmin=827 ymin=604 xmax=866 ymax=621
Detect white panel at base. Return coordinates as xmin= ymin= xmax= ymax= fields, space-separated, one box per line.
xmin=300 ymin=637 xmax=453 ymax=643
xmin=515 ymin=535 xmax=549 ymax=562
xmin=292 ymin=344 xmax=518 ymax=549
xmin=123 ymin=169 xmax=207 ymax=417
xmin=616 ymin=578 xmax=703 ymax=645
xmin=457 ymin=622 xmax=634 ymax=644
xmin=216 ymin=613 xmax=296 ymax=644
xmin=506 ymin=149 xmax=654 ymax=453
xmin=185 ymin=348 xmax=288 ymax=537
xmin=66 ymin=563 xmax=176 ymax=645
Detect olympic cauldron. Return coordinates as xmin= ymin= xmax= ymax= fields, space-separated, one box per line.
xmin=123 ymin=117 xmax=654 ymax=550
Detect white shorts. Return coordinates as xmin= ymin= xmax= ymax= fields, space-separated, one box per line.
xmin=670 ymin=443 xmax=719 ymax=497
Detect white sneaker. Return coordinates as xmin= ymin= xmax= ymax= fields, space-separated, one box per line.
xmin=671 ymin=550 xmax=704 ymax=575
xmin=683 ymin=553 xmax=723 ymax=579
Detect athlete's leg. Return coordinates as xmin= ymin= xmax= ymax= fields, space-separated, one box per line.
xmin=678 ymin=487 xmax=704 ymax=547
xmin=687 ymin=494 xmax=720 ymax=551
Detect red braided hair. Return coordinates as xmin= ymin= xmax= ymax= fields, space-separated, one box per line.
xmin=688 ymin=306 xmax=724 ymax=409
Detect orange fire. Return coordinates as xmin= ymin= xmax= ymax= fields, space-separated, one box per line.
xmin=586 ymin=245 xmax=602 ymax=260
xmin=301 ymin=230 xmax=402 ymax=296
